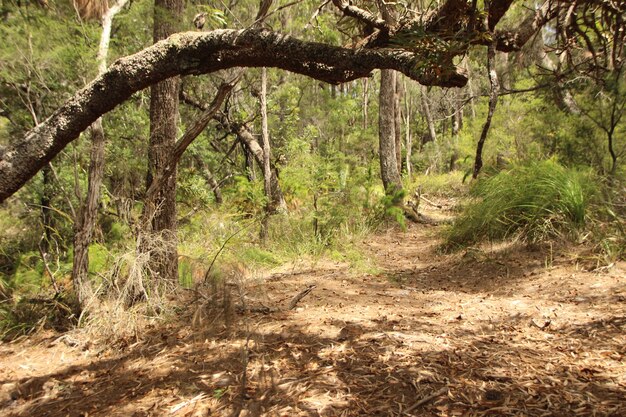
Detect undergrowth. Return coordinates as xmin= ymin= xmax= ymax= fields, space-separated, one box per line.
xmin=443 ymin=160 xmax=599 ymax=250
xmin=409 ymin=171 xmax=467 ymax=198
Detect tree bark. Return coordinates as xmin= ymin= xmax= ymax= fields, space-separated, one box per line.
xmin=404 ymin=79 xmax=412 ymax=178
xmin=421 ymin=86 xmax=437 ymax=145
xmin=72 ymin=0 xmax=129 ymax=308
xmin=608 ymin=130 xmax=617 ymax=177
xmin=142 ymin=80 xmax=237 ymax=220
xmin=193 ymin=154 xmax=223 ymax=204
xmin=473 ymin=41 xmax=500 ymax=179
xmin=449 ymin=90 xmax=462 ymax=171
xmin=362 ymin=78 xmax=369 ymax=130
xmin=260 ymin=67 xmax=272 ymax=241
xmin=40 ymin=164 xmax=54 ymax=254
xmin=394 ymin=74 xmax=403 ymax=172
xmin=379 ymin=69 xmax=402 ymax=193
xmin=377 ymin=0 xmax=402 ymax=194
xmin=0 ymin=28 xmax=468 ymax=203
xmin=243 ymin=144 xmax=256 ymax=181
xmin=144 ymin=0 xmax=183 ymax=283
xmin=72 ymin=122 xmax=104 ymax=305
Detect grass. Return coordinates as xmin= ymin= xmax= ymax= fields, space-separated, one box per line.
xmin=409 ymin=171 xmax=468 ymax=198
xmin=444 ymin=160 xmax=598 ymax=250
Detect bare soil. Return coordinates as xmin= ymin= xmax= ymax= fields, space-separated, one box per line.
xmin=1 ymin=219 xmax=625 ymax=417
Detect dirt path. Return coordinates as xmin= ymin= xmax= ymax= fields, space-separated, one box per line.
xmin=1 ymin=223 xmax=625 ymax=416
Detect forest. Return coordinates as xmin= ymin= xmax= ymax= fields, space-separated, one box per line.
xmin=0 ymin=0 xmax=625 ymax=415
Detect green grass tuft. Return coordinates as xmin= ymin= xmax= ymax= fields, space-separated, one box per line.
xmin=444 ymin=160 xmax=598 ymax=250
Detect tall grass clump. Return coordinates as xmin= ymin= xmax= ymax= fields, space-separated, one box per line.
xmin=444 ymin=160 xmax=598 ymax=249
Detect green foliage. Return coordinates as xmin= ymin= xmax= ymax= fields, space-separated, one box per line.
xmin=375 ymin=189 xmax=407 ymax=231
xmin=1 ymin=295 xmax=78 ymax=340
xmin=410 ymin=171 xmax=467 ymax=197
xmin=194 ymin=6 xmax=227 ymax=28
xmin=2 ymin=0 xmax=625 ymax=339
xmin=88 ymin=244 xmax=110 ymax=277
xmin=178 ymin=171 xmax=215 ymax=206
xmin=444 ymin=160 xmax=598 ymax=249
xmin=11 ymin=252 xmax=46 ymax=291
xmin=589 ymin=193 xmax=626 ymax=263
xmin=0 ymin=6 xmax=98 ymax=134
xmin=227 ymin=175 xmax=268 ymax=217
xmin=239 ymin=246 xmax=280 ymax=267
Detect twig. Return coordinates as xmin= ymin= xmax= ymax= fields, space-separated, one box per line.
xmin=418 ymin=194 xmax=443 ymax=209
xmin=38 ymin=239 xmax=61 ymax=295
xmin=403 ymin=386 xmax=448 ymax=415
xmin=235 ymin=304 xmax=278 ymax=314
xmin=232 ymin=284 xmax=316 ymax=315
xmin=47 ymin=162 xmax=76 ymax=219
xmin=288 ymin=284 xmax=316 ymax=310
xmin=204 ymin=223 xmax=252 ymax=283
xmin=170 ymin=393 xmax=206 ymax=414
xmin=305 ymin=0 xmax=331 ymax=29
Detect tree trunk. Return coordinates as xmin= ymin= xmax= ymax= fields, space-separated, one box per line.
xmin=377 ymin=0 xmax=402 ymax=194
xmin=449 ymin=91 xmax=462 ymax=171
xmin=362 ymin=78 xmax=369 ymax=130
xmin=404 ymin=79 xmax=412 ymax=178
xmin=394 ymin=74 xmax=403 ymax=172
xmin=473 ymin=41 xmax=500 ymax=179
xmin=72 ymin=121 xmax=104 ymax=305
xmin=193 ymin=154 xmax=223 ymax=204
xmin=608 ymin=128 xmax=618 ymax=178
xmin=421 ymin=85 xmax=437 ymax=145
xmin=40 ymin=164 xmax=54 ymax=254
xmin=143 ymin=80 xmax=237 ymax=217
xmin=260 ymin=67 xmax=272 ymax=241
xmin=463 ymin=57 xmax=477 ymax=119
xmin=453 ymin=98 xmax=463 ymax=133
xmin=144 ymin=0 xmax=183 ymax=282
xmin=72 ymin=0 xmax=129 ymax=308
xmin=379 ymin=69 xmax=402 ymax=193
xmin=243 ymin=143 xmax=256 ymax=181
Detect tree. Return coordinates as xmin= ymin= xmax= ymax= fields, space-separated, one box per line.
xmin=377 ymin=0 xmax=402 ymax=194
xmin=1 ymin=0 xmax=605 ymax=202
xmin=259 ymin=67 xmax=272 ymax=240
xmin=72 ymin=0 xmax=130 ymax=308
xmin=556 ymin=1 xmax=626 ymax=178
xmin=143 ymin=0 xmax=184 ymax=282
xmin=473 ymin=40 xmax=499 ymax=179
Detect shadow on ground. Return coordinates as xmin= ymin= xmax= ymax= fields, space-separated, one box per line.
xmin=1 ymin=226 xmax=624 ymax=417
xmin=2 ymin=300 xmax=624 ymax=416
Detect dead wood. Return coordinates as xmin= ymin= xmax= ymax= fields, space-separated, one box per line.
xmin=288 ymin=284 xmax=316 ymax=310
xmin=403 ymin=386 xmax=448 ymax=414
xmin=233 ymin=284 xmax=316 ymax=314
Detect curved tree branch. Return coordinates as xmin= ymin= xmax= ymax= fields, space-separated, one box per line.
xmin=331 ymin=0 xmax=387 ymax=30
xmin=0 ymin=28 xmax=467 ymax=203
xmin=495 ymin=0 xmax=556 ymax=52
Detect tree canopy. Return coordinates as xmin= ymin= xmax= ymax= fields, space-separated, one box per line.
xmin=4 ymin=0 xmax=623 ymax=201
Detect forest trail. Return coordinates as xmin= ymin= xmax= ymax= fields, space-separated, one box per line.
xmin=1 ymin=218 xmax=625 ymax=417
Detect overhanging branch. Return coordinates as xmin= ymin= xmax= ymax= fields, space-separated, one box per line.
xmin=331 ymin=0 xmax=387 ymax=30
xmin=0 ymin=27 xmax=467 ymax=203
xmin=495 ymin=0 xmax=555 ymax=52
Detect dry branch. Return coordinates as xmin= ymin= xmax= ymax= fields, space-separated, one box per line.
xmin=403 ymin=386 xmax=448 ymax=415
xmin=288 ymin=284 xmax=316 ymax=310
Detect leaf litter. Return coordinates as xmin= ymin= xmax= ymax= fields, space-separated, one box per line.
xmin=0 ymin=210 xmax=624 ymax=417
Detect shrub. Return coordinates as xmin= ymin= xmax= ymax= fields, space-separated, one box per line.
xmin=444 ymin=160 xmax=598 ymax=249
